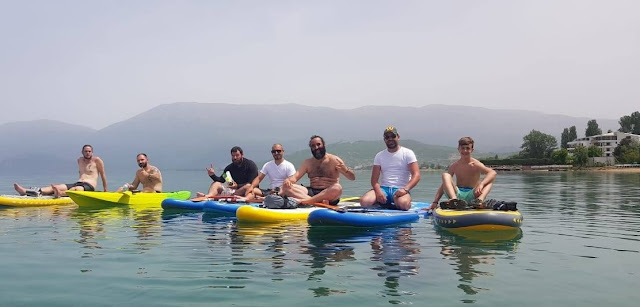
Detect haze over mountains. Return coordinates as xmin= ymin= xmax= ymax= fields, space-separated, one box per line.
xmin=0 ymin=103 xmax=619 ymax=173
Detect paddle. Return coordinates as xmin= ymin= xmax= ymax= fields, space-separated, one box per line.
xmin=190 ymin=195 xmax=241 ymax=202
xmin=299 ymin=201 xmax=344 ymax=212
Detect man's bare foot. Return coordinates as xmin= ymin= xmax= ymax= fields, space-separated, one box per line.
xmin=14 ymin=183 xmax=27 ymax=196
xmin=196 ymin=192 xmax=205 ymax=197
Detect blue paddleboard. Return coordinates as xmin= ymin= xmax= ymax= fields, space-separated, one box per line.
xmin=203 ymin=200 xmax=251 ymax=216
xmin=307 ymin=202 xmax=431 ymax=227
xmin=161 ymin=198 xmax=206 ymax=210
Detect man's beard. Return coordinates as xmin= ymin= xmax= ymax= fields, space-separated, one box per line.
xmin=386 ymin=141 xmax=398 ymax=149
xmin=312 ymin=147 xmax=326 ymax=160
xmin=138 ymin=162 xmax=147 ymax=168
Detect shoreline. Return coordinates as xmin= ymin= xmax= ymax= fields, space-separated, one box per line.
xmin=493 ymin=167 xmax=640 ymax=173
xmin=575 ymin=167 xmax=640 ymax=173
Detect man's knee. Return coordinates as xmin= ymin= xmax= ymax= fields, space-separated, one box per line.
xmin=329 ymin=184 xmax=342 ymax=194
xmin=322 ymin=184 xmax=342 ymax=199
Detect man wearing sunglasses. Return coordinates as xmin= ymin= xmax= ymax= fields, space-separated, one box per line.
xmin=196 ymin=146 xmax=258 ymax=198
xmin=245 ymin=144 xmax=296 ymax=199
xmin=359 ymin=126 xmax=421 ymax=211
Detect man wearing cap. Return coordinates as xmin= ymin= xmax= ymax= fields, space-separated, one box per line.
xmin=359 ymin=126 xmax=421 ymax=211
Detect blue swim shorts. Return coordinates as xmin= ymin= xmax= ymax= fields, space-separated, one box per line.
xmin=455 ymin=187 xmax=476 ymax=203
xmin=378 ymin=186 xmax=411 ymax=208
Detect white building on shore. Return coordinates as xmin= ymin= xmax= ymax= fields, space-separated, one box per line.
xmin=567 ymin=131 xmax=640 ymax=164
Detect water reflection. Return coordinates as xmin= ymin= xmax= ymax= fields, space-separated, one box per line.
xmin=201 ymin=217 xmax=313 ymax=289
xmin=304 ymin=226 xmax=422 ymax=301
xmin=436 ymin=227 xmax=522 ymax=299
xmin=518 ymin=172 xmax=640 ymax=216
xmin=0 ymin=204 xmax=75 ymax=220
xmin=130 ymin=207 xmax=163 ymax=250
xmin=303 ymin=227 xmax=375 ymax=297
xmin=369 ymin=227 xmax=421 ymax=301
xmin=71 ymin=205 xmax=163 ymax=253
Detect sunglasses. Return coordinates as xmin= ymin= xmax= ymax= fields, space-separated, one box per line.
xmin=271 ymin=150 xmax=282 ymax=154
xmin=384 ymin=134 xmax=397 ymax=139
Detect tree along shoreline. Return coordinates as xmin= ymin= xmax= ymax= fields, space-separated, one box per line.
xmin=485 ymin=164 xmax=640 ymax=173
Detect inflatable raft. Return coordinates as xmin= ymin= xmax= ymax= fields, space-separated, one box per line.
xmin=0 ymin=195 xmax=74 ymax=207
xmin=433 ymin=207 xmax=523 ymax=230
xmin=66 ymin=190 xmax=191 ymax=208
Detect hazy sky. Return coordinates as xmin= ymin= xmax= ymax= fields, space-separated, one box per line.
xmin=1 ymin=0 xmax=638 ymax=129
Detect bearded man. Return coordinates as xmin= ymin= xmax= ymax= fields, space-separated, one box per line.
xmin=282 ymin=135 xmax=355 ymax=205
xmin=196 ymin=146 xmax=258 ymax=198
xmin=118 ymin=153 xmax=163 ymax=193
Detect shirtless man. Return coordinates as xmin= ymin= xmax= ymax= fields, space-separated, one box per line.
xmin=282 ymin=135 xmax=356 ymax=205
xmin=118 ymin=153 xmax=163 ymax=193
xmin=431 ymin=137 xmax=497 ymax=209
xmin=13 ymin=144 xmax=108 ymax=197
xmin=245 ymin=143 xmax=296 ymax=199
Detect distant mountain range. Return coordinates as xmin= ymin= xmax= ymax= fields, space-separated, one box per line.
xmin=0 ymin=102 xmax=620 ymax=173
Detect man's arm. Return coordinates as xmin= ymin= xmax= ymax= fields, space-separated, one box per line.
xmin=209 ymin=165 xmax=227 ymax=183
xmin=284 ymin=161 xmax=307 ymax=187
xmin=335 ymin=157 xmax=356 ymax=181
xmin=432 ymin=184 xmax=444 ymax=207
xmin=150 ymin=167 xmax=162 ymax=182
xmin=142 ymin=166 xmax=162 ymax=182
xmin=432 ymin=164 xmax=456 ymax=205
xmin=130 ymin=173 xmax=141 ymax=190
xmin=370 ymin=165 xmax=387 ymax=203
xmin=474 ymin=162 xmax=497 ymax=197
xmin=246 ymin=161 xmax=259 ymax=184
xmin=246 ymin=173 xmax=265 ymax=196
xmin=370 ymin=165 xmax=382 ymax=190
xmin=96 ymin=158 xmax=108 ymax=192
xmin=403 ymin=161 xmax=421 ymax=192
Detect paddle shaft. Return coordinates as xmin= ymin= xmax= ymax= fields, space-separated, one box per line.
xmin=300 ymin=201 xmax=342 ymax=211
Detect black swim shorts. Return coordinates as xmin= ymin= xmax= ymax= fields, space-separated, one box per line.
xmin=65 ymin=181 xmax=95 ymax=191
xmin=308 ymin=187 xmax=339 ymax=206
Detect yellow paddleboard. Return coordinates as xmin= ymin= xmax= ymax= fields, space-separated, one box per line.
xmin=0 ymin=195 xmax=74 ymax=207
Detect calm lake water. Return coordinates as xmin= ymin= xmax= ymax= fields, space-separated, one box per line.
xmin=0 ymin=170 xmax=638 ymax=306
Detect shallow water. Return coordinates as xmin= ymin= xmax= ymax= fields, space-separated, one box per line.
xmin=0 ymin=170 xmax=638 ymax=306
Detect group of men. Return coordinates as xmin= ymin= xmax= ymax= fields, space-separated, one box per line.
xmin=13 ymin=145 xmax=162 ymax=198
xmin=191 ymin=127 xmax=496 ymax=210
xmin=13 ymin=127 xmax=497 ymax=209
xmin=194 ymin=135 xmax=356 ymax=206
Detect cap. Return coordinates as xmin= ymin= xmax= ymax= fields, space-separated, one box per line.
xmin=384 ymin=126 xmax=398 ymax=135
